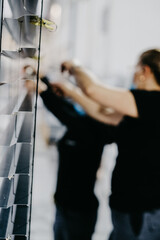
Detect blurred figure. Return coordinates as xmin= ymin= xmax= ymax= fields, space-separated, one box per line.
xmin=24 ymin=69 xmax=114 ymax=240
xmin=52 ymin=49 xmax=160 ymax=240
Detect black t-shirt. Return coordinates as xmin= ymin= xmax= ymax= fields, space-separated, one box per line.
xmin=110 ymin=89 xmax=160 ymax=211
xmin=40 ymin=89 xmax=115 ymax=212
xmin=41 ymin=88 xmax=160 ymax=212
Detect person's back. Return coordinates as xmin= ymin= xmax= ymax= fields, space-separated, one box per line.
xmin=53 ymin=122 xmax=104 ymax=240
xmin=40 ymin=83 xmax=113 ymax=240
xmin=110 ymin=90 xmax=160 ymax=212
xmin=55 ymin=126 xmax=103 ymax=212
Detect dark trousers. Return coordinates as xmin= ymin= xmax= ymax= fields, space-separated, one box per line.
xmin=53 ymin=206 xmax=97 ymax=240
xmin=109 ymin=209 xmax=160 ymax=240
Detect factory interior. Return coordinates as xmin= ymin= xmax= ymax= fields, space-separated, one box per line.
xmin=0 ymin=0 xmax=160 ymax=240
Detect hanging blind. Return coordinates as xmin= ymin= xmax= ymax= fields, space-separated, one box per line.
xmin=0 ymin=0 xmax=43 ymax=239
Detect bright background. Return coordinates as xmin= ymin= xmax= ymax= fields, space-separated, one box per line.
xmin=30 ymin=1 xmax=160 ymax=240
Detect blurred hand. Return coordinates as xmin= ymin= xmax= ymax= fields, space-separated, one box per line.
xmin=22 ymin=65 xmax=36 ymax=77
xmin=61 ymin=60 xmax=79 ymax=75
xmin=24 ymin=80 xmax=36 ymax=93
xmin=22 ymin=65 xmax=44 ymax=79
xmin=50 ymin=81 xmax=76 ymax=98
xmin=24 ymin=79 xmax=47 ymax=94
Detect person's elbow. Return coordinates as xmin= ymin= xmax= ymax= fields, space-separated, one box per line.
xmin=84 ymin=83 xmax=96 ymax=98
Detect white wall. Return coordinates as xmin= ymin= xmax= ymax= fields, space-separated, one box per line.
xmin=73 ymin=0 xmax=111 ymax=77
xmin=108 ymin=0 xmax=160 ymax=79
xmin=41 ymin=0 xmax=160 ymax=86
xmin=69 ymin=0 xmax=160 ymax=86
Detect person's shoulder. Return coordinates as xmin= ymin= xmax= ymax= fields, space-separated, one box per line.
xmin=129 ymin=89 xmax=160 ymax=118
xmin=144 ymin=90 xmax=160 ymax=101
xmin=131 ymin=89 xmax=160 ymax=94
xmin=149 ymin=90 xmax=160 ymax=96
xmin=130 ymin=89 xmax=160 ymax=98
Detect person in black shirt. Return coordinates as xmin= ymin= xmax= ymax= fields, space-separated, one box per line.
xmin=40 ymin=83 xmax=114 ymax=240
xmin=24 ymin=72 xmax=114 ymax=240
xmin=52 ymin=49 xmax=160 ymax=240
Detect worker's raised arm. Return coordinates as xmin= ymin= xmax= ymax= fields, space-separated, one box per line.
xmin=51 ymin=81 xmax=124 ymax=125
xmin=61 ymin=61 xmax=138 ymax=118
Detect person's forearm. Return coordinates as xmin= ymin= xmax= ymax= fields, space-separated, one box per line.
xmin=70 ymin=87 xmax=100 ymax=117
xmin=71 ymin=66 xmax=127 ymax=110
xmin=71 ymin=66 xmax=98 ymax=95
xmin=72 ymin=66 xmax=138 ymax=117
xmin=88 ymin=84 xmax=138 ymax=117
xmin=68 ymin=87 xmax=121 ymax=125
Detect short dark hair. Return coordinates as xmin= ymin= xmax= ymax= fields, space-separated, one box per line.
xmin=139 ymin=49 xmax=160 ymax=85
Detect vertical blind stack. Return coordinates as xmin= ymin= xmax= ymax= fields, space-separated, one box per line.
xmin=0 ymin=0 xmax=42 ymax=239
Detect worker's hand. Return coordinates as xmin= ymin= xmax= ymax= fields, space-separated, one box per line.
xmin=22 ymin=65 xmax=44 ymax=79
xmin=25 ymin=79 xmax=47 ymax=94
xmin=22 ymin=65 xmax=36 ymax=77
xmin=61 ymin=60 xmax=80 ymax=75
xmin=50 ymin=81 xmax=76 ymax=98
